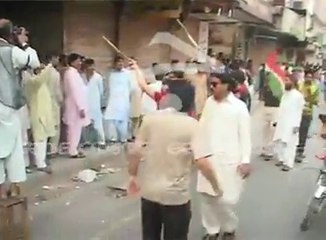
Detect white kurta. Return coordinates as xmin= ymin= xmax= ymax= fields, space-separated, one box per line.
xmin=273 ymin=89 xmax=305 ymax=168
xmin=85 ymin=72 xmax=104 ymax=129
xmin=273 ymin=89 xmax=305 ymax=143
xmin=197 ymin=94 xmax=251 ymax=202
xmin=84 ymin=72 xmax=105 ymax=143
xmin=196 ymin=94 xmax=251 ymax=234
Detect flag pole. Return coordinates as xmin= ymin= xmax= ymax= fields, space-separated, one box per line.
xmin=176 ymin=19 xmax=199 ymax=49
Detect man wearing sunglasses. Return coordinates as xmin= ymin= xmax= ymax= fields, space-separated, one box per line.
xmin=198 ymin=73 xmax=251 ymax=240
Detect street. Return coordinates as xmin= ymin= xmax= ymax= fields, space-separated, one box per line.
xmin=28 ymin=106 xmax=326 ymax=240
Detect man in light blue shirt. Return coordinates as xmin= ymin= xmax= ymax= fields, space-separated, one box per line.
xmin=103 ymin=56 xmax=133 ymax=143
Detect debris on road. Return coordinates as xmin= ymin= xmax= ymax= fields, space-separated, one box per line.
xmin=77 ymin=169 xmax=97 ymax=183
xmin=98 ymin=167 xmax=121 ymax=175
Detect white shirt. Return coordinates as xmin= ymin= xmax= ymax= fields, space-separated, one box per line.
xmin=196 ymin=93 xmax=251 ymax=195
xmin=0 ymin=38 xmax=40 ymax=157
xmin=0 ymin=38 xmax=40 ymax=113
xmin=273 ymin=89 xmax=305 ymax=143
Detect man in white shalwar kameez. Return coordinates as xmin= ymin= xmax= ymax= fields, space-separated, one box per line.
xmin=273 ymin=75 xmax=305 ymax=171
xmin=0 ymin=19 xmax=40 ymax=198
xmin=103 ymin=56 xmax=133 ymax=143
xmin=197 ymin=73 xmax=251 ymax=240
xmin=82 ymin=58 xmax=105 ymax=147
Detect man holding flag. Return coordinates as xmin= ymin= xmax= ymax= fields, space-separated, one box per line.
xmin=261 ymin=50 xmax=285 ymax=160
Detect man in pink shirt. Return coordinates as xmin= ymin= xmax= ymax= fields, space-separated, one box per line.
xmin=63 ymin=53 xmax=91 ymax=158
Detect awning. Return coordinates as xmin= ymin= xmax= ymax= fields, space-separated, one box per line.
xmin=235 ymin=0 xmax=273 ymax=25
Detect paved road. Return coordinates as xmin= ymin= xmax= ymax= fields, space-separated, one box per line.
xmin=29 ymin=108 xmax=326 ymax=240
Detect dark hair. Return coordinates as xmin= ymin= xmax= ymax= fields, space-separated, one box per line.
xmin=67 ymin=53 xmax=81 ymax=66
xmin=162 ymin=81 xmax=195 ymax=113
xmin=171 ymin=59 xmax=179 ymax=64
xmin=287 ymin=73 xmax=299 ymax=89
xmin=45 ymin=53 xmax=58 ymax=64
xmin=231 ymin=70 xmax=246 ymax=84
xmin=59 ymin=54 xmax=67 ymax=66
xmin=210 ymin=72 xmax=237 ymax=91
xmin=0 ymin=19 xmax=13 ymax=40
xmin=84 ymin=58 xmax=95 ymax=65
xmin=114 ymin=55 xmax=124 ymax=63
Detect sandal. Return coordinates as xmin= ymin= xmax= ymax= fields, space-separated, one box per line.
xmin=70 ymin=152 xmax=86 ymax=159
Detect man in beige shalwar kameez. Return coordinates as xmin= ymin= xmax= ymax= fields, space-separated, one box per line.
xmin=46 ymin=54 xmax=63 ymax=156
xmin=24 ymin=65 xmax=56 ymax=174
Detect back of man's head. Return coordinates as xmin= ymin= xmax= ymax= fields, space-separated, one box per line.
xmin=0 ymin=19 xmax=13 ymax=41
xmin=159 ymin=80 xmax=195 ymax=113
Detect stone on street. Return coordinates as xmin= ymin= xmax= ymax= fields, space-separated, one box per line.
xmin=29 ymin=105 xmax=326 ymax=240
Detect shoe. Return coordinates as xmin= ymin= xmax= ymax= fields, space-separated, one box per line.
xmin=223 ymin=232 xmax=236 ymax=240
xmin=95 ymin=143 xmax=106 ymax=150
xmin=25 ymin=165 xmax=35 ymax=174
xmin=81 ymin=143 xmax=92 ymax=149
xmin=275 ymin=161 xmax=283 ymax=167
xmin=264 ymin=155 xmax=273 ymax=161
xmin=70 ymin=152 xmax=86 ymax=159
xmin=203 ymin=233 xmax=219 ymax=240
xmin=37 ymin=166 xmax=53 ymax=174
xmin=282 ymin=165 xmax=291 ymax=172
xmin=295 ymin=155 xmax=303 ymax=163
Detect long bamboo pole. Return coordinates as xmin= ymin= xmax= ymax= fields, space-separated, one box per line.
xmin=102 ymin=35 xmax=132 ymax=60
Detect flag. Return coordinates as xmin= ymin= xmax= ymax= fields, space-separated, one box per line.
xmin=265 ymin=50 xmax=286 ymax=100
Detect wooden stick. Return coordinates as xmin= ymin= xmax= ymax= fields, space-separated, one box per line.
xmin=176 ymin=19 xmax=199 ymax=49
xmin=102 ymin=36 xmax=131 ymax=60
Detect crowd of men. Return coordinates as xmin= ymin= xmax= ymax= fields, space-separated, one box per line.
xmin=1 ymin=17 xmax=326 ymax=240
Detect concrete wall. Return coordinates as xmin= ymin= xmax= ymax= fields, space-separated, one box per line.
xmin=118 ymin=15 xmax=171 ymax=67
xmin=209 ymin=24 xmax=238 ymax=58
xmin=63 ymin=1 xmax=117 ymax=73
xmin=119 ymin=16 xmax=201 ymax=66
xmin=248 ymin=38 xmax=277 ymax=71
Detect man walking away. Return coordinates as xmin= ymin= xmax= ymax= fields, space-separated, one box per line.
xmin=296 ymin=71 xmax=319 ymax=162
xmin=103 ymin=56 xmax=133 ymax=144
xmin=273 ymin=75 xmax=305 ymax=171
xmin=128 ymin=62 xmax=222 ymax=240
xmin=82 ymin=58 xmax=106 ymax=148
xmin=198 ymin=73 xmax=251 ymax=240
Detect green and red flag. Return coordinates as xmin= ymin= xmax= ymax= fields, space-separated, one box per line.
xmin=265 ymin=50 xmax=286 ymax=100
